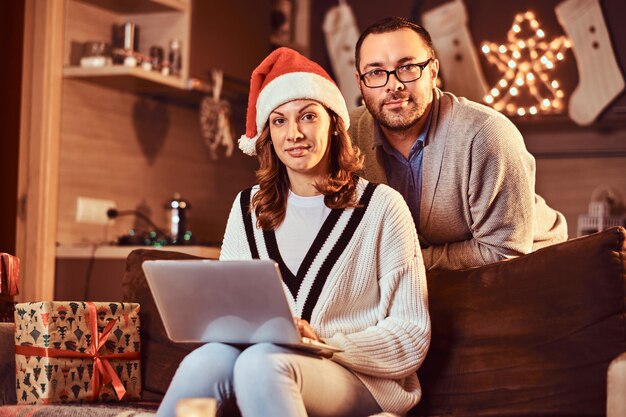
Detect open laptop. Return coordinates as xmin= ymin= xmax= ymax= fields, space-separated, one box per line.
xmin=142 ymin=259 xmax=343 ymax=356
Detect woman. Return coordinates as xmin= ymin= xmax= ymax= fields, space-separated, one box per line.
xmin=156 ymin=47 xmax=430 ymax=417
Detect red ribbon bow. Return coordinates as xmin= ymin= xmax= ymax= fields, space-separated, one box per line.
xmin=15 ymin=302 xmax=140 ymax=401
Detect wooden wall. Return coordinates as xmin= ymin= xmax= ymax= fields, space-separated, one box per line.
xmin=523 ymin=124 xmax=626 ymax=234
xmin=56 ymin=80 xmax=257 ymax=246
xmin=56 ymin=1 xmax=266 ymax=246
xmin=535 ymin=156 xmax=626 ymax=234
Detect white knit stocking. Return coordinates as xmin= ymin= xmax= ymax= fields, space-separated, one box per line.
xmin=422 ymin=0 xmax=488 ymax=102
xmin=323 ymin=1 xmax=362 ymax=110
xmin=555 ymin=0 xmax=624 ymax=125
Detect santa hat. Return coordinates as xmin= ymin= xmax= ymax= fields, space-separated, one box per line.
xmin=238 ymin=47 xmax=350 ymax=156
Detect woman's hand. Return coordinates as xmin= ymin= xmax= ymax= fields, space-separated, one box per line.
xmin=294 ymin=317 xmax=320 ymax=342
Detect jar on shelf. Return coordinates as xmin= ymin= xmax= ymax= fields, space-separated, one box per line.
xmin=168 ymin=39 xmax=182 ymax=76
xmin=80 ymin=41 xmax=111 ymax=68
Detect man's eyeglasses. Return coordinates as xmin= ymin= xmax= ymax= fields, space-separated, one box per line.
xmin=359 ymin=58 xmax=433 ymax=88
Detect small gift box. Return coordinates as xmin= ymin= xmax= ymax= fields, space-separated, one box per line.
xmin=0 ymin=253 xmax=19 ymax=322
xmin=14 ymin=301 xmax=141 ymax=404
xmin=0 ymin=253 xmax=19 ymax=296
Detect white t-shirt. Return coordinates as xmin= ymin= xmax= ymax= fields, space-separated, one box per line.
xmin=275 ymin=191 xmax=331 ymax=275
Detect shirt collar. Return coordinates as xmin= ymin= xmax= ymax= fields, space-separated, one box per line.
xmin=373 ymin=105 xmax=433 ymax=156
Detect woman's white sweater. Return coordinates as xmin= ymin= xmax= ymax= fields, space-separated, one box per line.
xmin=220 ymin=178 xmax=431 ymax=415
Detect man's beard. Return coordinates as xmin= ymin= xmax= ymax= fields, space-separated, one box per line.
xmin=362 ymin=91 xmax=427 ymax=132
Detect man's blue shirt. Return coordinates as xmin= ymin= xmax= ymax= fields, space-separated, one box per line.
xmin=372 ymin=109 xmax=432 ymax=229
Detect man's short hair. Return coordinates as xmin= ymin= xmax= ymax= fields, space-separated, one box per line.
xmin=355 ymin=16 xmax=436 ymax=72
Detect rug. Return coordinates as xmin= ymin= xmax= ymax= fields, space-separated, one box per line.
xmin=0 ymin=402 xmax=158 ymax=417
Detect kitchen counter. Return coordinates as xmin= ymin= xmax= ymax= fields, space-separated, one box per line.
xmin=56 ymin=244 xmax=220 ymax=259
xmin=55 ymin=244 xmax=220 ymax=301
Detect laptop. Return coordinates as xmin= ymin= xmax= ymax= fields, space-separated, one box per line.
xmin=142 ymin=259 xmax=343 ymax=356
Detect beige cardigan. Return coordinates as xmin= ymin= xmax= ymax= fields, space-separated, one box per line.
xmin=349 ymin=89 xmax=567 ymax=270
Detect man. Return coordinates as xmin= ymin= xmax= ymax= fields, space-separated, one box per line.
xmin=349 ymin=17 xmax=567 ymax=270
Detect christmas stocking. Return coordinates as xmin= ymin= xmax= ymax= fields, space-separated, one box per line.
xmin=422 ymin=0 xmax=488 ymax=102
xmin=555 ymin=0 xmax=625 ymax=125
xmin=323 ymin=1 xmax=362 ymax=110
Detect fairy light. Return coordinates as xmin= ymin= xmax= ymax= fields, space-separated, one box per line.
xmin=480 ymin=11 xmax=570 ymax=117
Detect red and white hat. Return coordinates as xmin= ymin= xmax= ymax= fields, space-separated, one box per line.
xmin=238 ymin=47 xmax=350 ymax=156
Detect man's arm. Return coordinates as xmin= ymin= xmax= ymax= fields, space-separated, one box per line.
xmin=423 ymin=116 xmax=536 ymax=270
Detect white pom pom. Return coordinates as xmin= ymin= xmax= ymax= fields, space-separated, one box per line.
xmin=238 ymin=135 xmax=257 ymax=156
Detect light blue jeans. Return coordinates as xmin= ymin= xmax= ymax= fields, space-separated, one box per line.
xmin=156 ymin=342 xmax=382 ymax=417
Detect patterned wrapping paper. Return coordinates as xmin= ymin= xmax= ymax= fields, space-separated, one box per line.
xmin=14 ymin=301 xmax=141 ymax=404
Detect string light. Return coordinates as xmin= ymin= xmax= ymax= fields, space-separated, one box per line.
xmin=481 ymin=11 xmax=571 ymax=117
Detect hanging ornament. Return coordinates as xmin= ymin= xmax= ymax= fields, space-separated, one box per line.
xmin=323 ymin=0 xmax=362 ymax=110
xmin=555 ymin=0 xmax=625 ymax=126
xmin=199 ymin=69 xmax=234 ymax=160
xmin=422 ymin=0 xmax=489 ymax=103
xmin=480 ymin=11 xmax=571 ymax=117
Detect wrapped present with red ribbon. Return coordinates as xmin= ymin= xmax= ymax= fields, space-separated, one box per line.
xmin=14 ymin=301 xmax=141 ymax=404
xmin=1 ymin=253 xmax=19 ymax=322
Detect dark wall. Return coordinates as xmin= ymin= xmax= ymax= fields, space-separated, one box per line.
xmin=311 ymin=0 xmax=626 ymax=124
xmin=190 ymin=0 xmax=272 ymax=85
xmin=0 ymin=1 xmax=24 ymax=254
xmin=311 ymin=0 xmax=414 ymax=75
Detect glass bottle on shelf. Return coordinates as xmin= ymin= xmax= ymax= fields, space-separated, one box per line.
xmin=168 ymin=39 xmax=182 ymax=76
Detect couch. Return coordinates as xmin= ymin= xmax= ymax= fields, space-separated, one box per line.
xmin=0 ymin=226 xmax=625 ymax=417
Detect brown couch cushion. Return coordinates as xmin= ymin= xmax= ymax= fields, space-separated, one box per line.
xmin=413 ymin=227 xmax=626 ymax=417
xmin=122 ymin=249 xmax=206 ymax=401
xmin=0 ymin=323 xmax=16 ymax=405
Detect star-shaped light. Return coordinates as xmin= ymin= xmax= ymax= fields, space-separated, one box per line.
xmin=481 ymin=11 xmax=571 ymax=116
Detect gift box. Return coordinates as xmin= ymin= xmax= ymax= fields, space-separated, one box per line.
xmin=14 ymin=301 xmax=141 ymax=404
xmin=0 ymin=253 xmax=19 ymax=296
xmin=0 ymin=253 xmax=19 ymax=323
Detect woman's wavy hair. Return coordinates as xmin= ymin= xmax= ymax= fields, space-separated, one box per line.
xmin=251 ymin=108 xmax=364 ymax=231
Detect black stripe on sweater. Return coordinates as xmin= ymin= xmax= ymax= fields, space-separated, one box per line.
xmin=264 ymin=208 xmax=344 ymax=300
xmin=301 ymin=182 xmax=378 ymax=322
xmin=263 ymin=230 xmax=296 ymax=295
xmin=240 ymin=188 xmax=259 ymax=259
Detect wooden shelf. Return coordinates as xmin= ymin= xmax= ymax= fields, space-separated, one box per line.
xmin=64 ymin=0 xmax=196 ymax=104
xmin=65 ymin=65 xmax=184 ymax=90
xmin=63 ymin=65 xmax=211 ymax=106
xmin=75 ymin=0 xmax=188 ymax=14
xmin=512 ymin=111 xmax=626 ymax=132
